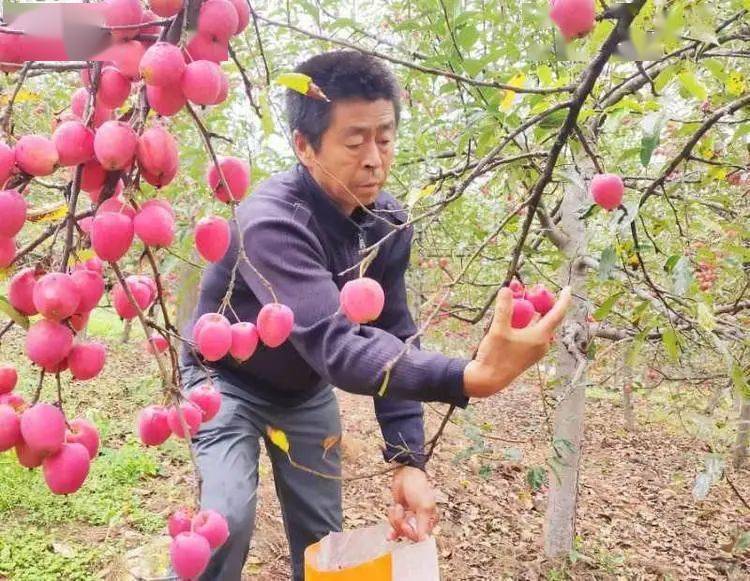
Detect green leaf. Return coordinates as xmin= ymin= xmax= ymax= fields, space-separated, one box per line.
xmin=653 ymin=63 xmax=678 ymax=92
xmin=536 ymin=65 xmax=553 ymax=86
xmin=295 ymin=0 xmax=320 ymax=22
xmin=461 ymin=58 xmax=484 ymax=76
xmin=478 ymin=464 xmax=493 ymax=480
xmin=678 ymin=70 xmax=708 ymax=101
xmin=662 ymin=328 xmax=680 ymax=362
xmin=526 ymin=466 xmax=547 ymax=492
xmin=640 ymin=133 xmax=659 ymax=167
xmin=640 ymin=111 xmax=666 ymax=167
xmin=538 ymin=108 xmax=568 ymax=129
xmin=456 ymin=25 xmax=480 ymax=51
xmin=0 ymin=296 xmax=29 ymax=330
xmin=327 ymin=17 xmax=358 ymax=30
xmin=594 ymin=292 xmax=622 ymax=320
xmin=702 ymin=59 xmax=727 ymax=83
xmin=632 ymin=301 xmax=650 ymax=323
xmin=731 ymin=364 xmax=750 ymax=399
xmin=597 ymin=247 xmax=617 ymax=281
xmin=663 ymin=254 xmax=680 ymax=273
xmin=734 ymin=532 xmax=750 ymax=553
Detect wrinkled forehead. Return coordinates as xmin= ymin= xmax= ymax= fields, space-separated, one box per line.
xmin=328 ymin=98 xmax=397 ymax=135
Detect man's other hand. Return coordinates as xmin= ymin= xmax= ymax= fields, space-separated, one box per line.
xmin=387 ymin=465 xmax=436 ymax=542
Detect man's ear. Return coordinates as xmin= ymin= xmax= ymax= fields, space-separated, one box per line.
xmin=293 ymin=130 xmax=314 ymax=168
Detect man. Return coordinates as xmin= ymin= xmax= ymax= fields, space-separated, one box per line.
xmin=180 ymin=49 xmax=571 ymax=580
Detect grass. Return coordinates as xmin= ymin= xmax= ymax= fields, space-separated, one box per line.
xmin=0 ymin=529 xmax=102 ymax=581
xmin=85 ymin=307 xmax=126 ymax=340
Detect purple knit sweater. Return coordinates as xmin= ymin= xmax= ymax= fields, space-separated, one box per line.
xmin=181 ymin=163 xmax=470 ymax=469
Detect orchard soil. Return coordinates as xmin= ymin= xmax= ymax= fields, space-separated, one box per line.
xmin=0 ymin=318 xmax=748 ymax=580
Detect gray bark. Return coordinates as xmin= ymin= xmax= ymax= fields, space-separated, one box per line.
xmin=543 ymin=162 xmax=592 ymax=558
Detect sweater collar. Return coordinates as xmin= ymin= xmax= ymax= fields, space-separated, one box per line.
xmin=295 ymin=163 xmax=378 ymax=236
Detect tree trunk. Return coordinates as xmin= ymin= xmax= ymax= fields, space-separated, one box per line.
xmin=704 ymin=381 xmax=729 ymax=415
xmin=622 ymin=362 xmax=635 ymax=432
xmin=733 ymin=396 xmax=750 ymax=469
xmin=543 ymin=164 xmax=592 ymax=558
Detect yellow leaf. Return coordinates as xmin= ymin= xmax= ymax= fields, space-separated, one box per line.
xmin=266 ymin=426 xmax=290 ymax=453
xmin=275 ymin=72 xmax=311 ymax=94
xmin=0 ymin=89 xmax=39 ymax=106
xmin=27 ymin=203 xmax=68 ymax=223
xmin=0 ymin=296 xmax=29 ymax=329
xmin=0 ymin=267 xmax=13 ymax=282
xmin=707 ymin=166 xmax=728 ymax=181
xmin=321 ymin=434 xmax=341 ymax=459
xmin=15 ymin=89 xmax=39 ymax=104
xmin=377 ymin=367 xmax=391 ymax=397
xmin=697 ymin=139 xmax=715 ymax=160
xmin=726 ymin=72 xmax=746 ymax=97
xmin=500 ymin=72 xmax=526 ymax=112
xmin=68 ymin=248 xmax=95 ymax=267
xmin=275 ymin=73 xmax=330 ymax=101
xmin=406 ymin=183 xmax=436 ymax=207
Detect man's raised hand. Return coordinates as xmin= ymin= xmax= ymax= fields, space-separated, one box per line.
xmin=463 ymin=285 xmax=572 ymax=398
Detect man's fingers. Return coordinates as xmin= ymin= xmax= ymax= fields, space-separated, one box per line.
xmin=388 ymin=504 xmax=419 ymax=541
xmin=415 ymin=506 xmax=436 ymax=541
xmin=388 ymin=503 xmax=404 ymax=539
xmin=405 ymin=513 xmax=419 ymax=541
xmin=540 ymin=286 xmax=572 ymax=332
xmin=490 ymin=287 xmax=513 ymax=334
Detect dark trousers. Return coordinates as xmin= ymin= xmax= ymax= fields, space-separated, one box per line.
xmin=181 ymin=366 xmax=343 ymax=581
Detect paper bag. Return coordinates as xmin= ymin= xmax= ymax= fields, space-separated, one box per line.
xmin=305 ymin=522 xmax=440 ymax=581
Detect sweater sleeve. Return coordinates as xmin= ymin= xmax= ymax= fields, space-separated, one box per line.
xmin=371 ymin=225 xmax=466 ymax=471
xmin=237 ymin=214 xmax=471 ymax=407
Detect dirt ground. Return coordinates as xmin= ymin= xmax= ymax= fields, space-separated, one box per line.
xmin=242 ymin=383 xmax=750 ymax=580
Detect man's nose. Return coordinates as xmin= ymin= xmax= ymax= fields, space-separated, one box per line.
xmin=362 ymin=140 xmax=383 ymax=171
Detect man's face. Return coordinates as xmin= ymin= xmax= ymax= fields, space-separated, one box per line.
xmin=295 ymin=98 xmax=396 ymax=215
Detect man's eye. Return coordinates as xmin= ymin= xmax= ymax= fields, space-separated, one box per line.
xmin=346 ymin=143 xmax=362 ymax=150
xmin=378 ymin=140 xmax=391 ymax=145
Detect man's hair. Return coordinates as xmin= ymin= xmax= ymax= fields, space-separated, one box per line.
xmin=285 ymin=50 xmax=402 ymax=152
